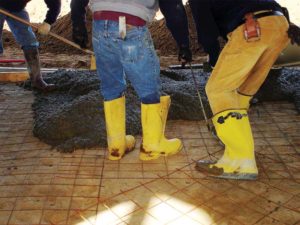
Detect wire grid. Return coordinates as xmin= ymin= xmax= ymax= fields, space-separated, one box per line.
xmin=0 ymin=84 xmax=299 ymax=225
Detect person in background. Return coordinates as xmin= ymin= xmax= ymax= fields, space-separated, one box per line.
xmin=0 ymin=0 xmax=61 ymax=91
xmin=70 ymin=0 xmax=183 ymax=161
xmin=159 ymin=0 xmax=192 ymax=65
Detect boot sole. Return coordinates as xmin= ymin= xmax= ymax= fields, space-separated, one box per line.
xmin=195 ymin=161 xmax=224 ymax=175
xmin=214 ymin=173 xmax=258 ymax=181
xmin=195 ymin=161 xmax=258 ymax=180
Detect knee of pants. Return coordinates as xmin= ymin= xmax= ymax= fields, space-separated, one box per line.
xmin=140 ymin=92 xmax=160 ymax=104
xmin=205 ymin=81 xmax=226 ymax=108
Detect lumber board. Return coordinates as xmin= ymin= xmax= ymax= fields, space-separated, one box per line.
xmin=0 ymin=71 xmax=29 ymax=82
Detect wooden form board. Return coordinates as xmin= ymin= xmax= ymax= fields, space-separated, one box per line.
xmin=0 ymin=71 xmax=29 ymax=82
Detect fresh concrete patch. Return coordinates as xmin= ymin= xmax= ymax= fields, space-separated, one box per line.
xmin=28 ymin=68 xmax=300 ymax=152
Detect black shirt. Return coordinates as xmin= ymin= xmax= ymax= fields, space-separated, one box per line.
xmin=0 ymin=0 xmax=61 ymax=24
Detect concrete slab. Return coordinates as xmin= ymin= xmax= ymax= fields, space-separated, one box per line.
xmin=0 ymin=83 xmax=299 ymax=225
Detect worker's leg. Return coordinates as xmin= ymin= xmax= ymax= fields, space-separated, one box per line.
xmin=197 ymin=16 xmax=287 ymax=179
xmin=205 ymin=29 xmax=267 ymax=115
xmin=121 ymin=26 xmax=182 ymax=160
xmin=198 ymin=16 xmax=289 ymax=180
xmin=205 ymin=17 xmax=288 ymax=114
xmin=196 ymin=109 xmax=258 ymax=180
xmin=121 ymin=27 xmax=161 ymax=104
xmin=5 ymin=10 xmax=38 ymax=49
xmin=198 ymin=33 xmax=263 ymax=179
xmin=93 ymin=20 xmax=127 ymax=101
xmin=6 ymin=10 xmax=55 ymax=91
xmin=92 ymin=20 xmax=135 ymax=160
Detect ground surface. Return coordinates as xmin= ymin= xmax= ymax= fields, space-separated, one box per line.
xmin=0 ymin=83 xmax=299 ymax=225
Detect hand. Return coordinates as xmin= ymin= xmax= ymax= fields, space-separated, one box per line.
xmin=38 ymin=22 xmax=51 ymax=35
xmin=288 ymin=23 xmax=300 ymax=46
xmin=178 ymin=45 xmax=192 ymax=64
xmin=72 ymin=23 xmax=88 ymax=49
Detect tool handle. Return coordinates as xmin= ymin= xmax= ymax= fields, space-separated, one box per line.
xmin=0 ymin=8 xmax=94 ymax=55
xmin=47 ymin=31 xmax=94 ymax=55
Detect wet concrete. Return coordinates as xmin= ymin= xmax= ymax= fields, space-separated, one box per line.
xmin=256 ymin=68 xmax=300 ymax=103
xmin=31 ymin=68 xmax=300 ymax=152
xmin=31 ymin=70 xmax=141 ymax=152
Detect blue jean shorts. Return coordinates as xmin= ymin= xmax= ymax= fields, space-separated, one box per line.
xmin=92 ymin=20 xmax=161 ymax=104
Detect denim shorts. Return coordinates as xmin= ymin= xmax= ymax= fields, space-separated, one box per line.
xmin=92 ymin=20 xmax=161 ymax=104
xmin=0 ymin=9 xmax=39 ymax=53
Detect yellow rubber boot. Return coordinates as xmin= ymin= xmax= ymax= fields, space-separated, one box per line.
xmin=205 ymin=93 xmax=252 ymax=161
xmin=160 ymin=95 xmax=182 ymax=148
xmin=140 ymin=97 xmax=183 ymax=161
xmin=196 ymin=109 xmax=258 ymax=180
xmin=104 ymin=96 xmax=136 ymax=160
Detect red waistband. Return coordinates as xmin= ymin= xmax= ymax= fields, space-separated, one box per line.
xmin=93 ymin=11 xmax=146 ymax=27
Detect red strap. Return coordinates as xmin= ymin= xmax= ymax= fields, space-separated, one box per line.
xmin=93 ymin=11 xmax=146 ymax=27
